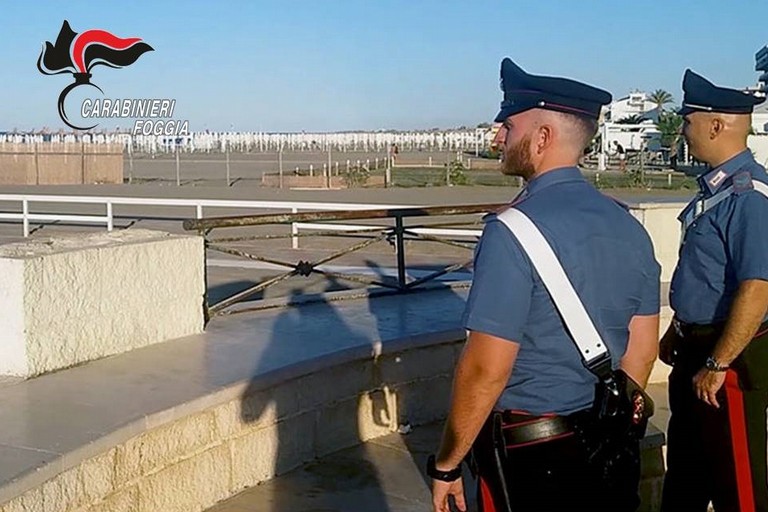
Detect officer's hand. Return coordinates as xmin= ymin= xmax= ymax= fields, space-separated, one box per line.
xmin=432 ymin=476 xmax=466 ymax=512
xmin=659 ymin=329 xmax=676 ymax=366
xmin=693 ymin=368 xmax=726 ymax=408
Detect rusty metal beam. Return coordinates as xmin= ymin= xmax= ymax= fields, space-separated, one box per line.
xmin=208 ymin=268 xmax=300 ymax=314
xmin=206 ymin=244 xmax=298 ymax=269
xmin=408 ymin=231 xmax=477 ymax=250
xmin=208 ymin=226 xmax=387 ymax=244
xmin=208 ymin=233 xmax=390 ymax=315
xmin=405 ymin=260 xmax=473 ymax=289
xmin=183 ymin=203 xmax=506 ymax=231
xmin=310 ymin=232 xmax=389 ymax=267
xmin=312 ymin=268 xmax=400 ymax=289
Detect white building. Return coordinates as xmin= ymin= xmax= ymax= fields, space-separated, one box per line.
xmin=751 ymin=102 xmax=768 ymax=135
xmin=755 ymin=46 xmax=768 ymax=94
xmin=606 ymin=92 xmax=661 ymax=123
xmin=601 ymin=122 xmax=661 ymax=152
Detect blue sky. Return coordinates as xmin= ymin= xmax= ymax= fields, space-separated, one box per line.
xmin=2 ymin=0 xmax=768 ymax=132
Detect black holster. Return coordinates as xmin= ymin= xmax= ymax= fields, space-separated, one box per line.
xmin=573 ymin=370 xmax=651 ymax=483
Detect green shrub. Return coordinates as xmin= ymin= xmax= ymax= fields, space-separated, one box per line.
xmin=341 ymin=164 xmax=370 ymax=188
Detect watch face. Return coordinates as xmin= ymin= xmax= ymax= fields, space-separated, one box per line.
xmin=706 ymin=357 xmax=726 ymax=371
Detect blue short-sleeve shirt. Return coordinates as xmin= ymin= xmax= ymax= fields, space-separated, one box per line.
xmin=670 ymin=149 xmax=768 ymax=324
xmin=462 ymin=167 xmax=661 ymax=415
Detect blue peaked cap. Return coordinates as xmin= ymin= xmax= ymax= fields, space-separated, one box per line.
xmin=494 ymin=58 xmax=612 ymax=122
xmin=678 ymin=69 xmax=764 ymax=116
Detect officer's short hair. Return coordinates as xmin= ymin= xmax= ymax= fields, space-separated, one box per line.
xmin=571 ymin=114 xmax=598 ymax=148
xmin=549 ymin=111 xmax=597 ymax=150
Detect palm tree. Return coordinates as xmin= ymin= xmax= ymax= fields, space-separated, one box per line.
xmin=649 ymin=89 xmax=674 ymax=114
xmin=615 ymin=114 xmax=647 ymax=125
xmin=655 ymin=111 xmax=683 ymax=148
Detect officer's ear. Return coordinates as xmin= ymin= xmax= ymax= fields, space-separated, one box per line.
xmin=709 ymin=117 xmax=725 ymax=140
xmin=535 ymin=123 xmax=554 ymax=154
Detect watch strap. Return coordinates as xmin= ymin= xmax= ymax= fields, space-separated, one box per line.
xmin=426 ymin=455 xmax=462 ymax=482
xmin=706 ymin=356 xmax=729 ymax=372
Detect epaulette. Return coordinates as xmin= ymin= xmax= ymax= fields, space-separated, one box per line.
xmin=732 ymin=171 xmax=754 ymax=194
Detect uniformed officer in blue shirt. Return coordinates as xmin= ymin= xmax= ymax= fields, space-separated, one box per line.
xmin=660 ymin=69 xmax=768 ymax=512
xmin=428 ymin=58 xmax=661 ymax=512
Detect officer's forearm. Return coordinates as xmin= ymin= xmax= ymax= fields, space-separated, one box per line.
xmin=436 ymin=360 xmax=508 ymax=470
xmin=621 ymin=356 xmax=656 ymax=388
xmin=621 ymin=314 xmax=660 ymax=387
xmin=713 ymin=279 xmax=768 ymax=366
xmin=436 ymin=334 xmax=515 ymax=470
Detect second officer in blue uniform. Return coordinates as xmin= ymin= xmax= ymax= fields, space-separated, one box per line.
xmin=428 ymin=57 xmax=661 ymax=512
xmin=660 ymin=69 xmax=768 ymax=512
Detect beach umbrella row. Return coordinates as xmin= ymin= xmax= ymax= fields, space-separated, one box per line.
xmin=0 ymin=130 xmax=492 ymax=154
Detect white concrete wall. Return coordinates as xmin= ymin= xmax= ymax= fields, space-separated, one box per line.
xmin=629 ymin=202 xmax=684 ymax=384
xmin=748 ymin=134 xmax=768 ymax=167
xmin=751 ymin=113 xmax=768 ymax=135
xmin=0 ymin=230 xmax=205 ymax=377
xmin=649 ymin=306 xmax=673 ymax=384
xmin=630 ymin=202 xmax=686 ymax=283
xmin=0 ymin=259 xmax=27 ymax=376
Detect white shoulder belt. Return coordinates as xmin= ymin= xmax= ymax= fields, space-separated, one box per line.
xmin=495 ymin=208 xmax=609 ymax=372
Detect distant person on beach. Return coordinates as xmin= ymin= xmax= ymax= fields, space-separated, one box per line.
xmin=669 ymin=136 xmax=679 ymax=171
xmin=660 ymin=69 xmax=768 ymax=512
xmin=390 ymin=143 xmax=399 ymax=164
xmin=429 ymin=57 xmax=659 ymax=512
xmin=614 ymin=140 xmax=627 ymax=172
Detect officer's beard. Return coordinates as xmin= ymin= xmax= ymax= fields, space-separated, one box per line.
xmin=501 ymin=133 xmax=536 ymax=180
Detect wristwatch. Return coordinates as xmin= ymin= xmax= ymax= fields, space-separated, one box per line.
xmin=705 ymin=356 xmax=729 ymax=372
xmin=426 ymin=455 xmax=462 ymax=482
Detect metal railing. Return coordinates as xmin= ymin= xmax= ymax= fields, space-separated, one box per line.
xmin=183 ymin=204 xmax=504 ymax=318
xmin=0 ymin=194 xmax=409 ymax=240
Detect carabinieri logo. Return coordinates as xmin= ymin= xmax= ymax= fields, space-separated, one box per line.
xmin=37 ymin=20 xmax=153 ymax=130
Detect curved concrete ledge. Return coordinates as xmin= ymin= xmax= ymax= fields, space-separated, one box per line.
xmin=0 ymin=287 xmax=469 ymax=512
xmin=0 ymin=283 xmax=669 ymax=512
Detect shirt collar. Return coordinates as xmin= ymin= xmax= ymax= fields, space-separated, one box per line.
xmin=526 ymin=166 xmax=584 ymax=196
xmin=698 ymin=149 xmax=755 ymax=195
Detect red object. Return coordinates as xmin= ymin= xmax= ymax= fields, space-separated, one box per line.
xmin=725 ymin=370 xmax=755 ymax=512
xmin=72 ymin=30 xmax=143 ymax=73
xmin=478 ymin=476 xmax=496 ymax=512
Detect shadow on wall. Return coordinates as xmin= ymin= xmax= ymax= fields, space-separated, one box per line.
xmin=238 ymin=278 xmax=391 ymax=511
xmin=233 ymin=269 xmax=469 ymax=510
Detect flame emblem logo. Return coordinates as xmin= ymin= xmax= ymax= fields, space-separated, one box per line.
xmin=37 ymin=21 xmax=153 ymax=130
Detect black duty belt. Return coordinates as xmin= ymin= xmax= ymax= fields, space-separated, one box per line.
xmin=499 ymin=411 xmax=574 ymax=448
xmin=674 ymin=318 xmax=768 ymax=340
xmin=674 ymin=319 xmax=725 ymax=339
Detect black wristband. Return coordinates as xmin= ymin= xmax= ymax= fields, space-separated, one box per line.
xmin=426 ymin=455 xmax=462 ymax=482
